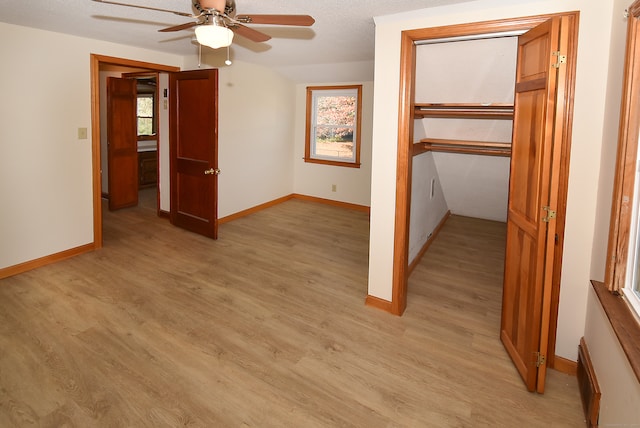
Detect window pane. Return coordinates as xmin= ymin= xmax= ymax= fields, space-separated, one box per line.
xmin=312 ymin=92 xmax=357 ymax=161
xmin=314 ymin=125 xmax=354 ymax=158
xmin=316 ymin=96 xmax=355 ymax=126
xmin=315 ymin=141 xmax=354 ymax=159
xmin=138 ymin=118 xmax=153 ymax=135
xmin=137 ymin=97 xmax=153 ymax=117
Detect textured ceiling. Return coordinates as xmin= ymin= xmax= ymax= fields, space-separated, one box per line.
xmin=0 ymin=0 xmax=475 ymax=67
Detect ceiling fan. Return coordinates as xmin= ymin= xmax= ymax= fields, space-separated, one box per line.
xmin=92 ymin=0 xmax=315 ymax=49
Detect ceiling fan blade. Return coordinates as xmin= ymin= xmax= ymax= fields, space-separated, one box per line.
xmin=230 ymin=24 xmax=271 ymax=43
xmin=235 ymin=14 xmax=315 ymax=26
xmin=92 ymin=0 xmax=195 ymax=17
xmin=159 ymin=22 xmax=198 ymax=32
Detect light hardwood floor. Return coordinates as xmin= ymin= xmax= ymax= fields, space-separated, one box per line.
xmin=0 ymin=195 xmax=584 ymax=427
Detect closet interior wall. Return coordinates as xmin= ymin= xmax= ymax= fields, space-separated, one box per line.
xmin=409 ymin=37 xmax=518 ymax=264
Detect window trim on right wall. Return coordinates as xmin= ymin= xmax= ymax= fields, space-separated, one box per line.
xmin=606 ymin=1 xmax=640 ymax=299
xmin=603 ymin=0 xmax=640 ymax=383
xmin=304 ymin=85 xmax=363 ymax=168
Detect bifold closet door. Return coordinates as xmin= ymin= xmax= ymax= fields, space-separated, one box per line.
xmin=500 ymin=16 xmax=567 ymax=394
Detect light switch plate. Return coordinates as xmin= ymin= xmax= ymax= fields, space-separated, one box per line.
xmin=78 ymin=127 xmax=88 ymax=140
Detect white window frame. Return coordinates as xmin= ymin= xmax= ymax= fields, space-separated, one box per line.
xmin=137 ymin=93 xmax=155 ymax=137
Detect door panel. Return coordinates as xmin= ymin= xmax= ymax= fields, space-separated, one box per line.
xmin=107 ymin=77 xmax=138 ymax=210
xmin=169 ymin=69 xmax=219 ymax=239
xmin=501 ymin=17 xmax=563 ymax=393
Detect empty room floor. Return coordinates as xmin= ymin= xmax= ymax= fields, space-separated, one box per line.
xmin=0 ymin=201 xmax=584 ymax=427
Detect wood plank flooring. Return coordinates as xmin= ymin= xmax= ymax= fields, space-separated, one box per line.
xmin=0 ymin=195 xmax=584 ymax=427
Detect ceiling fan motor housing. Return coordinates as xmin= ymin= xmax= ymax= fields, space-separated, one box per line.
xmin=194 ymin=0 xmax=236 ymax=17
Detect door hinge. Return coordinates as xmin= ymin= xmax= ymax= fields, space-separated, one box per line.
xmin=535 ymin=352 xmax=546 ymax=368
xmin=552 ymin=51 xmax=567 ymax=68
xmin=542 ymin=206 xmax=557 ymax=222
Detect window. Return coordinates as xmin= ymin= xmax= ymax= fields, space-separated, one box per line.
xmin=305 ymin=85 xmax=362 ymax=168
xmin=137 ymin=94 xmax=155 ymax=137
xmin=607 ymin=1 xmax=640 ymax=318
xmin=604 ymin=0 xmax=640 ymax=383
xmin=133 ymin=75 xmax=157 ymax=138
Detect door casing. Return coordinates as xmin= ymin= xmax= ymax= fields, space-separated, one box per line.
xmin=389 ymin=12 xmax=578 ymax=377
xmin=90 ymin=54 xmax=180 ymax=248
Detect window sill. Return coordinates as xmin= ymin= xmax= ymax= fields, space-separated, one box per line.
xmin=303 ymin=158 xmax=361 ymax=168
xmin=591 ymin=280 xmax=640 ymax=383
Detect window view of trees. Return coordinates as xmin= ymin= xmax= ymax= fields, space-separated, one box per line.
xmin=305 ymin=85 xmax=361 ymax=167
xmin=137 ymin=96 xmax=154 ymax=136
xmin=314 ymin=95 xmax=356 ymax=159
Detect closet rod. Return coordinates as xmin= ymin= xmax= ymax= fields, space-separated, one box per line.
xmin=413 ymin=139 xmax=511 ymax=157
xmin=414 ymin=30 xmax=526 ymax=46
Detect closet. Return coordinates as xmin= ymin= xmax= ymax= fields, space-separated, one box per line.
xmin=408 ymin=36 xmax=518 ymax=266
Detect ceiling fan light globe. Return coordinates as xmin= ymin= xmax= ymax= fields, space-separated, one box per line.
xmin=195 ymin=25 xmax=234 ymax=49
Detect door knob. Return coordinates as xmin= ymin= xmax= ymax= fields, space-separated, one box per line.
xmin=204 ymin=168 xmax=221 ymax=175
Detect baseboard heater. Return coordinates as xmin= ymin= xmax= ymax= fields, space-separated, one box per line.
xmin=577 ymin=337 xmax=601 ymax=428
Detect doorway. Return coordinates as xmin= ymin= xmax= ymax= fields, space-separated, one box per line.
xmin=90 ymin=55 xmax=180 ymax=248
xmin=391 ymin=13 xmax=579 ymax=390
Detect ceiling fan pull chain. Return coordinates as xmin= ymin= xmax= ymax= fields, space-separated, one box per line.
xmin=225 ymin=46 xmax=232 ymax=66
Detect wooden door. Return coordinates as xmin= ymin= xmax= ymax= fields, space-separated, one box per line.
xmin=107 ymin=77 xmax=138 ymax=210
xmin=501 ymin=17 xmax=567 ymax=393
xmin=169 ymin=69 xmax=219 ymax=239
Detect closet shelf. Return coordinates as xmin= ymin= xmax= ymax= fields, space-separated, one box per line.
xmin=414 ymin=103 xmax=514 ymax=119
xmin=413 ymin=138 xmax=511 ymax=157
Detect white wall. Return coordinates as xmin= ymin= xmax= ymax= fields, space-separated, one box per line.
xmin=415 ymin=37 xmax=517 ymax=103
xmin=0 ymin=22 xmax=184 ymax=269
xmin=409 ymin=118 xmax=449 ymax=262
xmin=409 ymin=151 xmax=449 ymax=262
xmin=369 ymin=0 xmax=617 ymax=362
xmin=584 ymin=0 xmax=640 ymax=425
xmin=293 ymin=81 xmax=373 ymax=207
xmin=275 ymin=61 xmax=375 ymax=84
xmin=434 ymin=153 xmax=510 ymax=222
xmin=217 ymin=61 xmax=295 ymax=218
xmin=158 ymin=73 xmax=170 ymax=213
xmin=584 ymin=287 xmax=640 ymax=426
